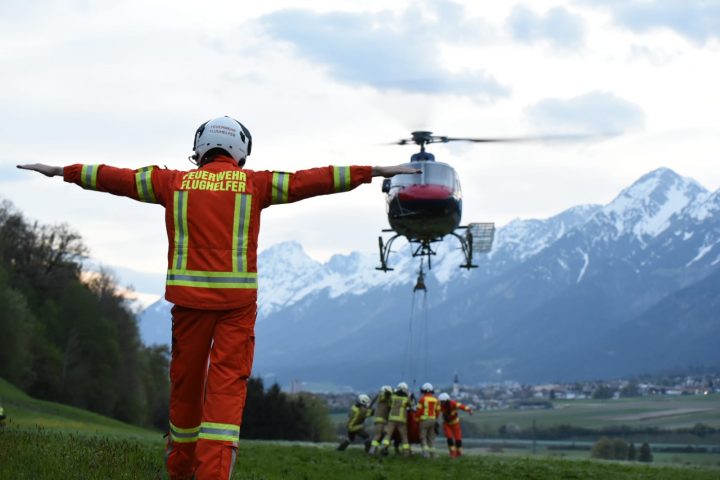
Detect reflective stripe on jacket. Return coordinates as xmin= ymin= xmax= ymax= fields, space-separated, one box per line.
xmin=388 ymin=394 xmax=409 ymax=422
xmin=416 ymin=393 xmax=440 ymax=421
xmin=64 ymin=157 xmax=372 ymax=309
xmin=347 ymin=404 xmax=370 ymax=432
xmin=373 ymin=391 xmax=391 ymax=424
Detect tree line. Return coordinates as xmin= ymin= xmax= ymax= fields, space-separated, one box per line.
xmin=0 ymin=199 xmax=169 ymax=429
xmin=0 ymin=199 xmax=334 ymax=441
xmin=241 ymin=378 xmax=335 ymax=442
xmin=591 ymin=437 xmax=653 ymax=462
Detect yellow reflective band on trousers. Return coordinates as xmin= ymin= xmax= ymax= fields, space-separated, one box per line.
xmin=172 ymin=191 xmax=189 ymax=271
xmin=271 ymin=172 xmax=290 ymax=204
xmin=198 ymin=422 xmax=240 ymax=442
xmin=80 ymin=165 xmax=100 ymax=190
xmin=232 ymin=194 xmax=252 ymax=272
xmin=333 ymin=166 xmax=351 ymax=192
xmin=166 ymin=269 xmax=258 ymax=289
xmin=170 ymin=421 xmax=200 ymax=444
xmin=135 ymin=166 xmax=157 ymax=203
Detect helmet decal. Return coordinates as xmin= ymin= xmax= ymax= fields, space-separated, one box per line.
xmin=192 ymin=116 xmax=251 ymax=165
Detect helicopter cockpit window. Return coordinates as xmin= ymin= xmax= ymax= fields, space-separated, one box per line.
xmin=390 ymin=165 xmax=423 ymax=188
xmin=390 ymin=162 xmax=457 ymax=190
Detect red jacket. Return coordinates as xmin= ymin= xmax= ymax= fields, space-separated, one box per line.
xmin=64 ymin=155 xmax=373 ymax=309
xmin=415 ymin=393 xmax=440 ymax=421
xmin=440 ymin=400 xmax=471 ymax=425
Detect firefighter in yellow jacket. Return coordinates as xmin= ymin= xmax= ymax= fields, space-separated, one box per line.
xmin=369 ymin=385 xmax=392 ymax=454
xmin=380 ymin=382 xmax=412 ymax=456
xmin=415 ymin=383 xmax=440 ymax=458
xmin=338 ymin=394 xmax=372 ymax=452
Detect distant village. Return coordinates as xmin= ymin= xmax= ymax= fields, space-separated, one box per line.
xmin=316 ymin=371 xmax=720 ymax=412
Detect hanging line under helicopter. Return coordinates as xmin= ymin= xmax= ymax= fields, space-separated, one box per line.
xmin=401 ymin=259 xmax=431 ymax=391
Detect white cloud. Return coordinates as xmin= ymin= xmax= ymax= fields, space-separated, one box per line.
xmin=525 ymin=91 xmax=645 ymax=135
xmin=578 ymin=0 xmax=720 ymax=44
xmin=258 ymin=1 xmax=509 ymax=98
xmin=507 ymin=5 xmax=586 ymax=49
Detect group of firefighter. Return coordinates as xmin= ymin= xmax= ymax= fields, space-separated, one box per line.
xmin=337 ymin=382 xmax=473 ymax=458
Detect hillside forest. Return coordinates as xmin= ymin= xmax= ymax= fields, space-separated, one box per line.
xmin=0 ymin=199 xmax=170 ymax=429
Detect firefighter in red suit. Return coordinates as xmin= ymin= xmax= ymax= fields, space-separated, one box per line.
xmin=17 ymin=116 xmax=419 ymax=480
xmin=438 ymin=392 xmax=473 ymax=458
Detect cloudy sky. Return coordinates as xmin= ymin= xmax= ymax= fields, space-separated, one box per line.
xmin=2 ymin=0 xmax=719 ymax=305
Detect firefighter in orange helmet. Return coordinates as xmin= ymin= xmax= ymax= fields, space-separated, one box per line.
xmin=415 ymin=383 xmax=440 ymax=458
xmin=438 ymin=392 xmax=473 ymax=458
xmin=17 ymin=116 xmax=419 ymax=480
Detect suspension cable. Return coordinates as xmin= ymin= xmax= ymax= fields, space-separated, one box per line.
xmin=403 ymin=259 xmax=434 ymax=389
xmin=422 ymin=288 xmax=429 ymax=381
xmin=401 ymin=290 xmax=416 ymax=384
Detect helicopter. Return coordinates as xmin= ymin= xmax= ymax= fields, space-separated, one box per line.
xmin=376 ymin=130 xmax=497 ymax=276
xmin=376 ymin=130 xmax=596 ymax=285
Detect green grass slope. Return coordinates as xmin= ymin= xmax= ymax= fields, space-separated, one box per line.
xmin=0 ymin=377 xmax=157 ymax=439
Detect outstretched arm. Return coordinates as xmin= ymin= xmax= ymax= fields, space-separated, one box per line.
xmin=17 ymin=163 xmax=165 ymax=205
xmin=371 ymin=165 xmax=421 ymax=178
xmin=264 ymin=164 xmax=421 ymax=207
xmin=16 ymin=164 xmax=63 ymax=177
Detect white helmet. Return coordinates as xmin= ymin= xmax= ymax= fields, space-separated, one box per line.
xmin=381 ymin=385 xmax=392 ymax=394
xmin=396 ymin=382 xmax=408 ymax=394
xmin=421 ymin=382 xmax=434 ymax=393
xmin=358 ymin=394 xmax=371 ymax=406
xmin=438 ymin=393 xmax=450 ymax=402
xmin=192 ymin=116 xmax=252 ymax=165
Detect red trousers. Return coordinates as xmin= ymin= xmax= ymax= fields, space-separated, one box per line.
xmin=443 ymin=422 xmax=463 ymax=441
xmin=165 ymin=303 xmax=256 ymax=480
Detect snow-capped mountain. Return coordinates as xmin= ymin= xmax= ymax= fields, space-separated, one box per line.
xmin=596 ymin=167 xmax=706 ymax=241
xmin=138 ymin=167 xmax=720 ymax=389
xmin=490 ymin=204 xmax=601 ymax=263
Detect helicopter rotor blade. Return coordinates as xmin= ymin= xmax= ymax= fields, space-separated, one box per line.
xmin=440 ymin=133 xmax=604 ymax=144
xmin=385 ymin=131 xmax=611 ymax=148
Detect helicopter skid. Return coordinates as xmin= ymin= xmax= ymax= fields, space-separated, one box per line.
xmin=377 ymin=222 xmax=495 ymax=272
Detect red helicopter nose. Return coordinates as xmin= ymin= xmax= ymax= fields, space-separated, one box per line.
xmin=397 ymin=184 xmax=453 ymax=202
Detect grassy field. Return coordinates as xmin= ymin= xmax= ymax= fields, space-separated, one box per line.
xmin=457 ymin=440 xmax=720 ymax=468
xmin=3 ymin=426 xmax=720 ymax=480
xmin=460 ymin=394 xmax=720 ymax=431
xmin=2 ymin=379 xmax=719 ymax=479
